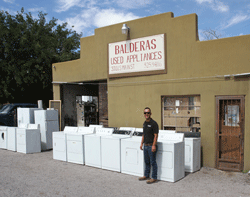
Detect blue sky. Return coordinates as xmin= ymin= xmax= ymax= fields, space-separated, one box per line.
xmin=1 ymin=0 xmax=250 ymax=40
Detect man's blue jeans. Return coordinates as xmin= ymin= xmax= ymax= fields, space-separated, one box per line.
xmin=144 ymin=145 xmax=158 ymax=179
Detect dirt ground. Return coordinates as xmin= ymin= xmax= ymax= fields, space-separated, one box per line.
xmin=0 ymin=149 xmax=249 ymax=197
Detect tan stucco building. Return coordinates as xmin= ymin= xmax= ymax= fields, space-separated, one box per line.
xmin=52 ymin=12 xmax=250 ymax=172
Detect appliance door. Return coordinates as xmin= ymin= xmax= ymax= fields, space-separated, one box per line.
xmin=101 ymin=137 xmax=121 ymax=172
xmin=157 ymin=142 xmax=175 ymax=182
xmin=7 ymin=127 xmax=17 ymax=151
xmin=52 ymin=132 xmax=66 ymax=161
xmin=45 ymin=110 xmax=58 ymax=121
xmin=121 ymin=139 xmax=144 ymax=177
xmin=84 ymin=135 xmax=101 ymax=168
xmin=0 ymin=130 xmax=7 ymax=149
xmin=67 ymin=134 xmax=84 ymax=164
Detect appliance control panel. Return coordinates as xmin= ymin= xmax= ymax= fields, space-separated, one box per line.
xmin=132 ymin=131 xmax=143 ymax=136
xmin=96 ymin=128 xmax=114 ymax=136
xmin=113 ymin=129 xmax=131 ymax=135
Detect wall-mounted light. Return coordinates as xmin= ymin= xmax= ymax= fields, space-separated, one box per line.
xmin=121 ymin=24 xmax=130 ymax=35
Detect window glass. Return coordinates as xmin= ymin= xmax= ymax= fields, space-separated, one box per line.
xmin=163 ymin=95 xmax=201 ymax=132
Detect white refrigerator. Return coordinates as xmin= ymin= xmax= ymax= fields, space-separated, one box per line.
xmin=35 ymin=109 xmax=59 ymax=151
xmin=17 ymin=108 xmax=42 ymax=127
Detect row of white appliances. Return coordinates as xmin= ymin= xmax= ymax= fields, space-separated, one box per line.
xmin=158 ymin=130 xmax=201 ymax=173
xmin=120 ymin=129 xmax=186 ymax=182
xmin=52 ymin=126 xmax=200 ymax=182
xmin=0 ymin=124 xmax=41 ymax=154
xmin=0 ymin=108 xmax=59 ymax=153
xmin=52 ymin=125 xmax=103 ymax=163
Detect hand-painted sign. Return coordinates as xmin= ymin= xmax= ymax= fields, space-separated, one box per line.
xmin=108 ymin=34 xmax=166 ymax=77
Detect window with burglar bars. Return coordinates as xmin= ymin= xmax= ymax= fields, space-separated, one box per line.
xmin=162 ymin=95 xmax=201 ymax=132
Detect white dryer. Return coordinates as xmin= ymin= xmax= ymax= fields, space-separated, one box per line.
xmin=17 ymin=124 xmax=41 ymax=154
xmin=52 ymin=126 xmax=78 ymax=161
xmin=66 ymin=127 xmax=95 ymax=165
xmin=84 ymin=128 xmax=114 ymax=168
xmin=157 ymin=133 xmax=185 ymax=182
xmin=101 ymin=129 xmax=132 ymax=172
xmin=158 ymin=130 xmax=201 ymax=173
xmin=121 ymin=129 xmax=144 ymax=177
xmin=35 ymin=109 xmax=59 ymax=151
xmin=184 ymin=137 xmax=201 ymax=172
xmin=7 ymin=127 xmax=18 ymax=151
xmin=0 ymin=126 xmax=8 ymax=149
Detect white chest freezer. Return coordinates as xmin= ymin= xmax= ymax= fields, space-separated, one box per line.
xmin=66 ymin=127 xmax=95 ymax=164
xmin=52 ymin=126 xmax=78 ymax=161
xmin=121 ymin=129 xmax=144 ymax=177
xmin=17 ymin=108 xmax=42 ymax=127
xmin=0 ymin=126 xmax=8 ymax=149
xmin=101 ymin=129 xmax=132 ymax=172
xmin=84 ymin=128 xmax=114 ymax=168
xmin=35 ymin=109 xmax=59 ymax=151
xmin=16 ymin=124 xmax=41 ymax=154
xmin=157 ymin=133 xmax=185 ymax=182
xmin=184 ymin=137 xmax=201 ymax=172
xmin=7 ymin=127 xmax=18 ymax=151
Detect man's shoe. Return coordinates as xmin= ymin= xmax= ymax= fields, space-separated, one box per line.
xmin=138 ymin=176 xmax=149 ymax=181
xmin=146 ymin=179 xmax=157 ymax=184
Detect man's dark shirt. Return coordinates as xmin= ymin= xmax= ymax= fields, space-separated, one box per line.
xmin=143 ymin=118 xmax=159 ymax=144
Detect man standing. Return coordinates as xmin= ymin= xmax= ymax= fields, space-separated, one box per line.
xmin=139 ymin=107 xmax=159 ymax=184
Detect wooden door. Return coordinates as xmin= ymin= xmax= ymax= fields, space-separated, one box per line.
xmin=216 ymin=96 xmax=244 ymax=171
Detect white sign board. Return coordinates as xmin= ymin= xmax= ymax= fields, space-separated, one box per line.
xmin=109 ymin=34 xmax=165 ymax=76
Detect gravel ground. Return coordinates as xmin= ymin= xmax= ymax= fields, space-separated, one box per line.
xmin=0 ymin=149 xmax=249 ymax=197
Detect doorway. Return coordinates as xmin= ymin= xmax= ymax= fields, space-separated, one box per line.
xmin=216 ymin=96 xmax=244 ymax=171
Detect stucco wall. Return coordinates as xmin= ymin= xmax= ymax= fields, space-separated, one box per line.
xmin=52 ymin=12 xmax=250 ymax=170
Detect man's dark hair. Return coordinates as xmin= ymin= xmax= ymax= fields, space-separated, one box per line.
xmin=144 ymin=107 xmax=151 ymax=112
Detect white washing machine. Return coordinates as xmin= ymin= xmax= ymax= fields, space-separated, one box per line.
xmin=7 ymin=127 xmax=18 ymax=151
xmin=159 ymin=130 xmax=176 ymax=134
xmin=17 ymin=108 xmax=42 ymax=127
xmin=0 ymin=126 xmax=8 ymax=149
xmin=66 ymin=127 xmax=95 ymax=165
xmin=84 ymin=128 xmax=114 ymax=168
xmin=157 ymin=133 xmax=185 ymax=182
xmin=119 ymin=127 xmax=136 ymax=133
xmin=121 ymin=129 xmax=144 ymax=177
xmin=101 ymin=129 xmax=132 ymax=172
xmin=16 ymin=124 xmax=41 ymax=154
xmin=184 ymin=137 xmax=201 ymax=173
xmin=158 ymin=130 xmax=201 ymax=173
xmin=35 ymin=109 xmax=59 ymax=151
xmin=89 ymin=124 xmax=103 ymax=128
xmin=52 ymin=126 xmax=78 ymax=161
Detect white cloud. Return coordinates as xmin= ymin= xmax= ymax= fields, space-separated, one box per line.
xmin=222 ymin=14 xmax=250 ymax=29
xmin=0 ymin=7 xmax=17 ymax=15
xmin=55 ymin=0 xmax=82 ymax=12
xmin=3 ymin=0 xmax=14 ymax=4
xmin=93 ymin=8 xmax=140 ymax=27
xmin=195 ymin=0 xmax=229 ymax=12
xmin=58 ymin=7 xmax=140 ymax=35
xmin=28 ymin=7 xmax=46 ymax=13
xmin=116 ymin=0 xmax=153 ymax=9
